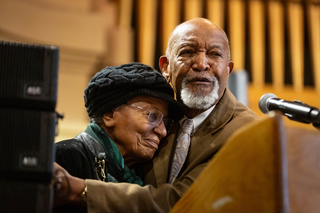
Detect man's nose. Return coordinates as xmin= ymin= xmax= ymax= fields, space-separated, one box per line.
xmin=192 ymin=52 xmax=210 ymax=72
xmin=153 ymin=120 xmax=167 ymax=138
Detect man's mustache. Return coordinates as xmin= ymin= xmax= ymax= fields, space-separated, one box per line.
xmin=184 ymin=73 xmax=216 ymax=83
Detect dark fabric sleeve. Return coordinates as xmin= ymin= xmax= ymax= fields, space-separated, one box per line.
xmin=55 ymin=139 xmax=97 ymax=180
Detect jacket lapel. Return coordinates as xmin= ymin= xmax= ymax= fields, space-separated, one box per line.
xmin=193 ymin=88 xmax=236 ymax=138
xmin=184 ymin=88 xmax=238 ymax=172
xmin=152 ymin=123 xmax=179 ymax=186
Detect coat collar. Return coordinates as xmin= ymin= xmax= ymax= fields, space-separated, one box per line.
xmin=192 ymin=88 xmax=237 ymax=138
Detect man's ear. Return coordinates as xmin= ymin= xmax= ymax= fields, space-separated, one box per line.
xmin=227 ymin=61 xmax=234 ymax=75
xmin=102 ymin=112 xmax=115 ymax=128
xmin=159 ymin=56 xmax=170 ymax=83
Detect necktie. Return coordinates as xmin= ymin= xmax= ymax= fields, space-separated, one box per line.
xmin=169 ymin=119 xmax=194 ymax=185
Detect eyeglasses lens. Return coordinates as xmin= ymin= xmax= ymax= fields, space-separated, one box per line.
xmin=148 ymin=109 xmax=162 ymax=126
xmin=148 ymin=109 xmax=173 ymax=131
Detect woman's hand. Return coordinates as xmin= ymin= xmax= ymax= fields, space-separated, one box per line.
xmin=52 ymin=162 xmax=86 ymax=207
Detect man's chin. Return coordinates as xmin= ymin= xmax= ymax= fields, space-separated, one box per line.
xmin=187 ymin=86 xmax=213 ymax=97
xmin=180 ymin=87 xmax=219 ymax=110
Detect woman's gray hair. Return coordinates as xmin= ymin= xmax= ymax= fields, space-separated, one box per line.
xmin=90 ymin=115 xmax=103 ymax=125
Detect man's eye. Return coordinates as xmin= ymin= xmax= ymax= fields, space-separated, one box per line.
xmin=210 ymin=52 xmax=222 ymax=56
xmin=209 ymin=51 xmax=222 ymax=57
xmin=180 ymin=49 xmax=194 ymax=56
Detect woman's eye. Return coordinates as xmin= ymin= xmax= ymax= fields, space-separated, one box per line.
xmin=148 ymin=113 xmax=158 ymax=122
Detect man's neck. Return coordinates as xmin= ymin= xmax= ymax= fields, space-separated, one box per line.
xmin=177 ymin=96 xmax=219 ymax=118
xmin=183 ymin=107 xmax=207 ymax=118
xmin=180 ymin=105 xmax=215 ymax=135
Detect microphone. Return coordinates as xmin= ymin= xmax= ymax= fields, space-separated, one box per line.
xmin=259 ymin=93 xmax=320 ymax=127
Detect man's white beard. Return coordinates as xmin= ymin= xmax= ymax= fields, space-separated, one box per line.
xmin=180 ymin=75 xmax=219 ymax=110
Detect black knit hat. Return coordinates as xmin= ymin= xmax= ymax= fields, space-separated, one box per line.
xmin=84 ymin=62 xmax=183 ymax=121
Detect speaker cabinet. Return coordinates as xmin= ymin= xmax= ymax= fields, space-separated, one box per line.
xmin=0 ymin=180 xmax=52 ymax=213
xmin=0 ymin=108 xmax=56 ymax=182
xmin=0 ymin=41 xmax=59 ymax=111
xmin=0 ymin=41 xmax=59 ymax=213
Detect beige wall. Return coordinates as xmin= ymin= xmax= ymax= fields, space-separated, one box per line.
xmin=0 ymin=0 xmax=122 ymax=141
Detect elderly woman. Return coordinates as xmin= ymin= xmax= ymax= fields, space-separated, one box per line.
xmin=55 ymin=62 xmax=183 ymax=187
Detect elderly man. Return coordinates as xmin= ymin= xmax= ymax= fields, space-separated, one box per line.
xmin=53 ymin=18 xmax=258 ymax=212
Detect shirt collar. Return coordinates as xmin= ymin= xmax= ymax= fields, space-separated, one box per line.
xmin=179 ymin=105 xmax=215 ymax=135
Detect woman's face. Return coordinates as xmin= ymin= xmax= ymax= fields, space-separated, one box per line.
xmin=103 ymin=96 xmax=169 ymax=167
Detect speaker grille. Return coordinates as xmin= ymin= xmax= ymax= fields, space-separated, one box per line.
xmin=0 ymin=108 xmax=55 ymax=182
xmin=0 ymin=41 xmax=44 ymax=82
xmin=0 ymin=180 xmax=52 ymax=213
xmin=0 ymin=41 xmax=59 ymax=111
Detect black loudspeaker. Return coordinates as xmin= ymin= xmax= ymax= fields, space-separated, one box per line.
xmin=0 ymin=180 xmax=52 ymax=213
xmin=0 ymin=41 xmax=59 ymax=213
xmin=0 ymin=108 xmax=56 ymax=181
xmin=0 ymin=41 xmax=58 ymax=111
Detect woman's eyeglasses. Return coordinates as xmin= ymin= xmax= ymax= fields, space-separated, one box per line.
xmin=126 ymin=105 xmax=173 ymax=131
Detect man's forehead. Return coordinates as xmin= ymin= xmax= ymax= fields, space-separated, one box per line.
xmin=171 ymin=25 xmax=228 ymax=49
xmin=174 ymin=21 xmax=223 ymax=35
xmin=174 ymin=38 xmax=224 ymax=50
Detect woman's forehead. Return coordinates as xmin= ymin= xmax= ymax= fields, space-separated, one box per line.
xmin=127 ymin=96 xmax=169 ymax=109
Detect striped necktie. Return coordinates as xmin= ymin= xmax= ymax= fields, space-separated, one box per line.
xmin=169 ymin=119 xmax=194 ymax=185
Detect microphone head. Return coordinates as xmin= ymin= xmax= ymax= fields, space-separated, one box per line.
xmin=259 ymin=93 xmax=278 ymax=114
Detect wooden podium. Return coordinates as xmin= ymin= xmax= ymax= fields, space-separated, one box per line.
xmin=170 ymin=112 xmax=320 ymax=213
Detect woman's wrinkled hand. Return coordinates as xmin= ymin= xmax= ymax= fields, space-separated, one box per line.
xmin=52 ymin=162 xmax=86 ymax=208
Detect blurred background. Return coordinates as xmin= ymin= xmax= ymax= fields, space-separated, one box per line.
xmin=0 ymin=0 xmax=319 ymax=141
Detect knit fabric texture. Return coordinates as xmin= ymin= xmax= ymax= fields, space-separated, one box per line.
xmin=84 ymin=62 xmax=183 ymax=121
